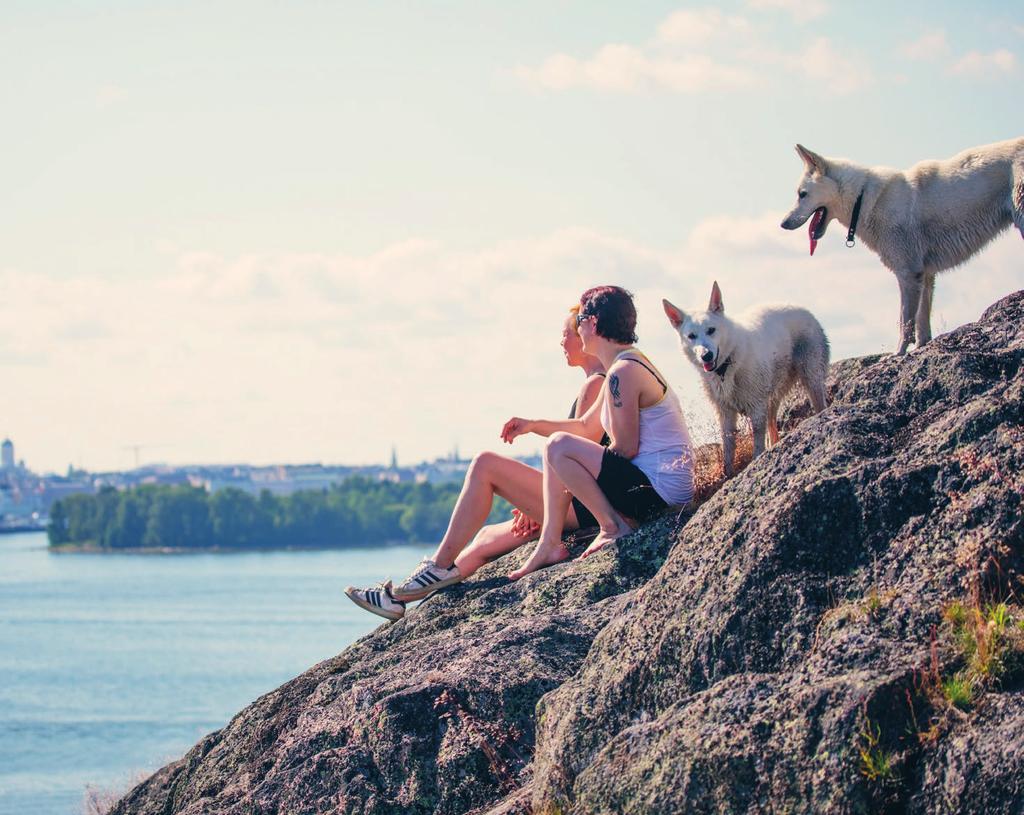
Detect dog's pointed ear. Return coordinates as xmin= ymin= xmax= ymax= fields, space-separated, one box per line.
xmin=663 ymin=299 xmax=686 ymax=328
xmin=795 ymin=144 xmax=827 ymax=175
xmin=708 ymin=281 xmax=724 ymax=313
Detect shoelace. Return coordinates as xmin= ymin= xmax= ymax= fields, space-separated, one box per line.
xmin=367 ymin=581 xmax=395 ymax=599
xmin=409 ymin=559 xmax=436 ymax=581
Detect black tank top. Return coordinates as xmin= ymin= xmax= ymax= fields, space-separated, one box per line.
xmin=569 ymin=374 xmax=610 ymax=446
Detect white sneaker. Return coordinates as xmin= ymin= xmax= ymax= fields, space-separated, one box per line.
xmin=344 ymin=581 xmax=406 ymax=621
xmin=392 ymin=558 xmax=463 ymax=601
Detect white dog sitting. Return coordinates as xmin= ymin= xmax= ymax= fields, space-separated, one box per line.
xmin=663 ymin=281 xmax=830 ymax=476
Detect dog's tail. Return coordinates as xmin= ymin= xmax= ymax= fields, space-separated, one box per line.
xmin=1013 ymin=152 xmax=1024 ymax=240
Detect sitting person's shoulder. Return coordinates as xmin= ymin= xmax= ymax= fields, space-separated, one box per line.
xmin=608 ymin=356 xmax=645 ymax=380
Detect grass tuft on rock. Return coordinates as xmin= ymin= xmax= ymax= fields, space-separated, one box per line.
xmin=857 ymin=714 xmax=897 ymax=786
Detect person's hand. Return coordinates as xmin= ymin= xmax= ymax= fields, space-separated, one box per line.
xmin=510 ymin=508 xmax=541 ymax=538
xmin=501 ymin=417 xmax=533 ymax=444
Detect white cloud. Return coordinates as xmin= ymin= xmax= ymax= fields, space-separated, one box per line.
xmin=900 ymin=30 xmax=949 ymax=61
xmin=655 ymin=9 xmax=751 ymax=45
xmin=751 ymin=37 xmax=873 ymax=95
xmin=515 ymin=45 xmax=757 ymax=93
xmin=798 ymin=37 xmax=873 ymax=93
xmin=515 ymin=7 xmax=870 ymax=96
xmin=94 ymin=84 xmax=128 ymax=109
xmin=745 ymin=0 xmax=828 ymax=21
xmin=900 ymin=33 xmax=1017 ymax=81
xmin=5 ymin=218 xmax=1020 ymax=472
xmin=948 ymin=49 xmax=1017 ymax=77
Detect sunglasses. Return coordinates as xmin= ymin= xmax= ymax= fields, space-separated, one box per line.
xmin=575 ymin=312 xmax=595 ymax=327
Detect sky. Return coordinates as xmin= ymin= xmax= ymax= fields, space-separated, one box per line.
xmin=1 ymin=1 xmax=1021 ymax=473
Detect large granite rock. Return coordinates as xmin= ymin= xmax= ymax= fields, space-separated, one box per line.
xmin=113 ymin=292 xmax=1024 ymax=815
xmin=110 ymin=515 xmax=686 ymax=815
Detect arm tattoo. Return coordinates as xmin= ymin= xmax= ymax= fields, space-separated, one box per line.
xmin=609 ymin=374 xmax=623 ymax=407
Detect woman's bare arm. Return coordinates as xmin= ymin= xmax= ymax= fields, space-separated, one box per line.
xmin=604 ymin=362 xmax=642 ymax=459
xmin=575 ymin=374 xmax=607 ymax=442
xmin=501 ymin=387 xmax=605 ymax=444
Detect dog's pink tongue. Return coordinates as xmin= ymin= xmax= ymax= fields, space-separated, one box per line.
xmin=808 ymin=208 xmax=824 ymax=256
xmin=703 ymin=361 xmax=714 ymax=372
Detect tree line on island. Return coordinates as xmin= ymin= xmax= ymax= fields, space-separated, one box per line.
xmin=47 ymin=477 xmax=508 ymax=550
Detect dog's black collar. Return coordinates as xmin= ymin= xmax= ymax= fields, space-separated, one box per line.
xmin=846 ymin=188 xmax=865 ymax=247
xmin=713 ymin=357 xmax=732 ymax=378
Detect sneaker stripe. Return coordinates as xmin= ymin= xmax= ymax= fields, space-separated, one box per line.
xmin=422 ymin=571 xmax=438 ymax=584
xmin=414 ymin=575 xmax=429 ymax=587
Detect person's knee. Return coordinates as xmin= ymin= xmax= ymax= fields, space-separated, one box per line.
xmin=468 ymin=450 xmax=502 ymax=479
xmin=471 ymin=522 xmax=502 ymax=546
xmin=546 ymin=431 xmax=574 ymax=460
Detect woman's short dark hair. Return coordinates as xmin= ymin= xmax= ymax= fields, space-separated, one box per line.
xmin=579 ymin=285 xmax=638 ymax=344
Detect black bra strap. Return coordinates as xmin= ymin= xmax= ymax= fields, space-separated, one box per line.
xmin=620 ymin=357 xmax=667 ymax=393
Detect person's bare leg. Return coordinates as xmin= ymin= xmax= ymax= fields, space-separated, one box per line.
xmin=508 ymin=445 xmax=579 ymax=579
xmin=454 ymin=519 xmax=533 ymax=578
xmin=430 ymin=453 xmax=546 ymax=568
xmin=545 ymin=433 xmax=633 ymax=558
xmin=511 ymin=432 xmax=630 ymax=576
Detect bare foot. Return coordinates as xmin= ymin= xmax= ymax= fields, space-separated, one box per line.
xmin=508 ymin=540 xmax=571 ymax=580
xmin=580 ymin=514 xmax=635 ymax=559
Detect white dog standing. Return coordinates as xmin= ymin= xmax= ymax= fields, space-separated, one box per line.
xmin=780 ymin=138 xmax=1024 ymax=354
xmin=663 ymin=282 xmax=829 ymax=477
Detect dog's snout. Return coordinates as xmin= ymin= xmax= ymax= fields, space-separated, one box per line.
xmin=700 ymin=350 xmax=714 ymax=364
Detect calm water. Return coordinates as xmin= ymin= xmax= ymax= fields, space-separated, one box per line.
xmin=0 ymin=532 xmax=432 ymax=815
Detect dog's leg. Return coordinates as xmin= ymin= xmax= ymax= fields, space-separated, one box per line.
xmin=750 ymin=408 xmax=768 ymax=460
xmin=895 ymin=271 xmax=923 ymax=355
xmin=915 ymin=271 xmax=935 ymax=347
xmin=719 ymin=410 xmax=738 ymax=478
xmin=808 ymin=380 xmax=827 ymax=413
xmin=767 ymin=399 xmax=780 ymax=447
xmin=1012 ymin=154 xmax=1024 ymax=239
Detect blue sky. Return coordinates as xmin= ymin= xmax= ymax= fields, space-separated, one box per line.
xmin=1 ymin=2 xmax=1020 ymax=472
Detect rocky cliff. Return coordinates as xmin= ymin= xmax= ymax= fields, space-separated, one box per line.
xmin=112 ymin=292 xmax=1024 ymax=815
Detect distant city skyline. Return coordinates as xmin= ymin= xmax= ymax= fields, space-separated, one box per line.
xmin=0 ymin=432 xmax=483 ymax=475
xmin=2 ymin=2 xmax=1020 ymax=472
xmin=1 ymin=434 xmax=530 ymax=530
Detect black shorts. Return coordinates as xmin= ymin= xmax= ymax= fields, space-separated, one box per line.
xmin=571 ymin=448 xmax=668 ymax=529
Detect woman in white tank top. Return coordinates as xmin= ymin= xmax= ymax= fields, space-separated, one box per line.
xmin=599 ymin=349 xmax=694 ymax=506
xmin=502 ymin=285 xmax=695 ymax=580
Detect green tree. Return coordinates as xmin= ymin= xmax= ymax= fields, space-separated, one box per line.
xmin=143 ymin=487 xmax=213 ymax=548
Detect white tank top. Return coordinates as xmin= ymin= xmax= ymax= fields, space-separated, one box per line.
xmin=601 ymin=350 xmax=695 ymax=506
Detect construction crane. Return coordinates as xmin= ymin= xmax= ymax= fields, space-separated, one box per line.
xmin=121 ymin=444 xmax=171 ymax=469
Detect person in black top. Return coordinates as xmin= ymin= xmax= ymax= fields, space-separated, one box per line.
xmin=345 ymin=305 xmax=606 ymax=621
xmin=454 ymin=304 xmax=607 ymax=575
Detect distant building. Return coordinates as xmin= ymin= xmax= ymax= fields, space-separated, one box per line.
xmin=378 ymin=467 xmax=415 ymax=484
xmin=197 ymin=465 xmax=357 ymax=496
xmin=39 ymin=478 xmax=94 ymax=510
xmin=413 ymin=450 xmax=472 ymax=484
xmin=1 ymin=439 xmax=13 ymax=471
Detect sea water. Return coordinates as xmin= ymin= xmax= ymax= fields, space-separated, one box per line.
xmin=0 ymin=532 xmax=432 ymax=815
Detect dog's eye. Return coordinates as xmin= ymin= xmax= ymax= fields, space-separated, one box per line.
xmin=798 ymin=190 xmax=807 ymax=199
xmin=687 ymin=333 xmax=697 ymax=340
xmin=706 ymin=327 xmax=715 ymax=335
